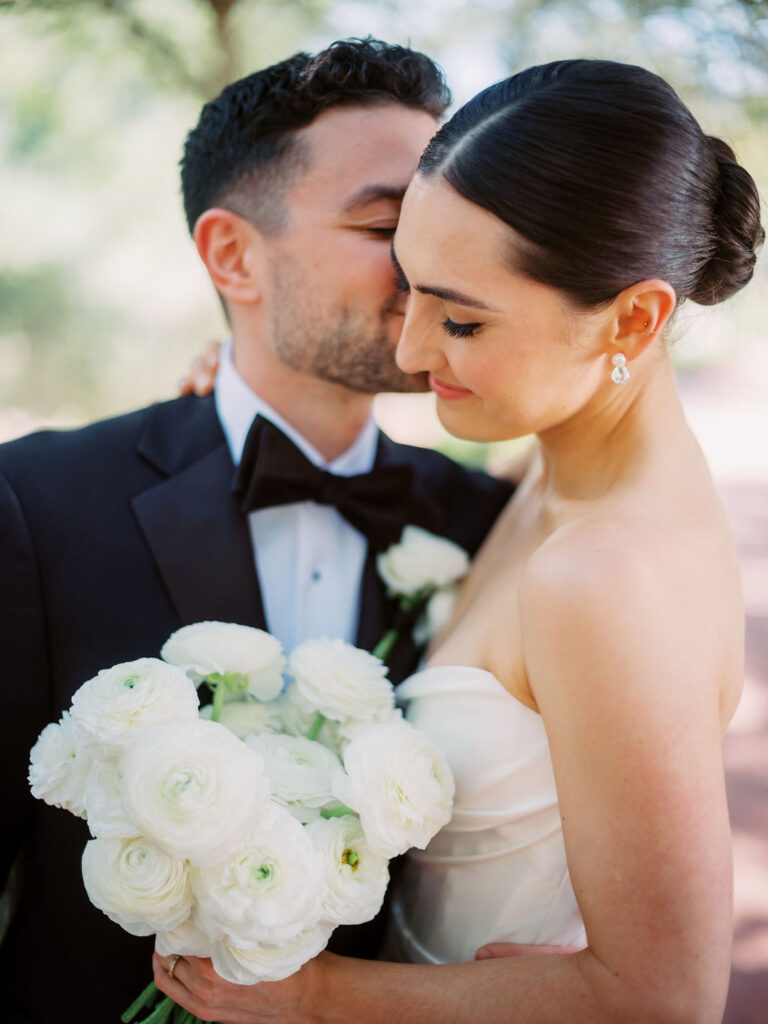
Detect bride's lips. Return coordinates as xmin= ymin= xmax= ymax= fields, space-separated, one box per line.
xmin=428 ymin=373 xmax=474 ymax=401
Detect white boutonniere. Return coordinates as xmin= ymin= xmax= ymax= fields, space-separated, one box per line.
xmin=374 ymin=525 xmax=469 ymax=659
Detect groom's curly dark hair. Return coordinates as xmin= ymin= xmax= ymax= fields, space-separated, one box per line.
xmin=180 ymin=38 xmax=450 ymax=234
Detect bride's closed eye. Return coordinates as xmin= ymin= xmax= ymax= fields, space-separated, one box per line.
xmin=442 ymin=317 xmax=482 ymax=338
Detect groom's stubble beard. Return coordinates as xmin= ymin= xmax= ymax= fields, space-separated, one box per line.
xmin=268 ymin=256 xmax=429 ymax=395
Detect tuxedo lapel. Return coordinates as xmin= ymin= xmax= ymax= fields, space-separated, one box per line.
xmin=132 ymin=399 xmax=267 ymax=630
xmin=374 ymin=432 xmax=443 ymax=534
xmin=355 ymin=546 xmax=390 ymax=652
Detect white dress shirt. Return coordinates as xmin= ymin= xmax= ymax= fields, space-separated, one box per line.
xmin=214 ymin=340 xmax=379 ymax=653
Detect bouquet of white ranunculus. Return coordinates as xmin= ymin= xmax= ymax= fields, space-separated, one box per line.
xmin=28 ymin=623 xmax=454 ymax=1024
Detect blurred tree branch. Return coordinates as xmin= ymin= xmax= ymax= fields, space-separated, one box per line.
xmin=0 ymin=0 xmax=332 ymax=96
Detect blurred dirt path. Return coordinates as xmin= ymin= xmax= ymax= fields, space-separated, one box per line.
xmin=680 ymin=345 xmax=768 ymax=1024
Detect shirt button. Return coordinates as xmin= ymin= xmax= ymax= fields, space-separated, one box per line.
xmin=311 ymin=570 xmax=322 ymax=582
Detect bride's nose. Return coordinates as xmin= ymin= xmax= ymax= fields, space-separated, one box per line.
xmin=396 ymin=305 xmax=444 ymax=374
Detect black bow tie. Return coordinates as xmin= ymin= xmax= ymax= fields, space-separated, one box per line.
xmin=233 ymin=416 xmax=414 ymax=551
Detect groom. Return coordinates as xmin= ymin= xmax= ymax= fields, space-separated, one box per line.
xmin=0 ymin=39 xmax=513 ymax=1023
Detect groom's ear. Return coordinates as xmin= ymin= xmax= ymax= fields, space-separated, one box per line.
xmin=193 ymin=208 xmax=267 ymax=306
xmin=609 ymin=278 xmax=677 ymax=361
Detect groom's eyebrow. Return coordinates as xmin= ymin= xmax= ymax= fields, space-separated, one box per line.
xmin=342 ymin=184 xmax=407 ymax=213
xmin=391 ymin=244 xmax=500 ymax=312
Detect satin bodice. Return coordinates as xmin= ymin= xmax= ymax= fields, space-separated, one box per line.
xmin=390 ymin=665 xmax=586 ymax=964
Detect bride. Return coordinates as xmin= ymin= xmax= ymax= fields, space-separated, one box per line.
xmin=155 ymin=60 xmax=763 ymax=1022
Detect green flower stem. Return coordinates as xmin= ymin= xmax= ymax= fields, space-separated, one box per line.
xmin=321 ymin=804 xmax=354 ymax=819
xmin=142 ymin=995 xmax=176 ymax=1024
xmin=210 ymin=675 xmax=226 ymax=723
xmin=121 ymin=980 xmax=160 ymax=1022
xmin=306 ymin=712 xmax=325 ymax=741
xmin=122 ymin=981 xmax=205 ymax=1024
xmin=372 ymin=629 xmax=398 ymax=661
xmin=174 ymin=1010 xmax=202 ymax=1024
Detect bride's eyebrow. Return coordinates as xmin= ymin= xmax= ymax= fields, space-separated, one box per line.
xmin=390 ymin=243 xmax=499 ymax=313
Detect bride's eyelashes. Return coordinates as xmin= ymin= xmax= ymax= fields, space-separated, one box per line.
xmin=441 ymin=317 xmax=482 ymax=338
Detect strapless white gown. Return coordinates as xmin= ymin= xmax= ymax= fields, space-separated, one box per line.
xmin=390 ymin=665 xmax=586 ymax=964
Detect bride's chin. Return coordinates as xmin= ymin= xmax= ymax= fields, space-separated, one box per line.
xmin=435 ymin=403 xmax=519 ymax=444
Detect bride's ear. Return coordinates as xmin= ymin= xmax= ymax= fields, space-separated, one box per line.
xmin=608 ymin=279 xmax=677 ymax=362
xmin=193 ymin=209 xmax=267 ymax=307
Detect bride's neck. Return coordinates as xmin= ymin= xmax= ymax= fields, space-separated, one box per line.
xmin=536 ymin=353 xmax=688 ymax=501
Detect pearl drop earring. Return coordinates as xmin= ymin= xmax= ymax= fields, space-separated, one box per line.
xmin=611 ymin=353 xmax=629 ymax=386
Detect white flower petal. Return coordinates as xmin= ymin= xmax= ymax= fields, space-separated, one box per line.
xmin=69 ymin=658 xmax=199 ymax=755
xmin=28 ymin=711 xmax=95 ymax=818
xmin=333 ymin=719 xmax=454 ymax=858
xmin=199 ymin=698 xmax=283 ymax=739
xmin=377 ymin=526 xmax=469 ymax=598
xmin=162 ymin=622 xmax=285 ymax=701
xmin=288 ymin=639 xmax=394 ymax=724
xmin=211 ymin=920 xmax=334 ymax=984
xmin=192 ymin=806 xmax=326 ymax=946
xmin=82 ymin=836 xmax=193 ymax=937
xmin=83 ymin=760 xmax=138 ymax=839
xmin=246 ymin=733 xmax=340 ymax=816
xmin=306 ymin=816 xmax=389 ymax=926
xmin=120 ymin=719 xmax=271 ymax=866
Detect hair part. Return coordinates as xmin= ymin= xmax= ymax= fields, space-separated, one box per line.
xmin=181 ymin=37 xmax=450 ymax=236
xmin=418 ymin=60 xmax=763 ymax=309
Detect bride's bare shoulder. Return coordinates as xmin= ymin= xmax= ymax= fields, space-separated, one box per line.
xmin=519 ymin=487 xmax=743 ymax=722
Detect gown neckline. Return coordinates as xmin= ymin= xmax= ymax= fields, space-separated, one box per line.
xmin=399 ymin=664 xmax=543 ymax=719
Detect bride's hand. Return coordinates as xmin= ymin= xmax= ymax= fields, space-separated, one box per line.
xmin=153 ymin=951 xmax=326 ymax=1024
xmin=475 ymin=941 xmax=583 ymax=960
xmin=178 ymin=340 xmax=221 ymax=396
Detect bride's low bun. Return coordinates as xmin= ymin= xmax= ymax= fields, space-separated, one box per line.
xmin=689 ymin=137 xmax=765 ymax=306
xmin=419 ymin=61 xmax=764 ymax=311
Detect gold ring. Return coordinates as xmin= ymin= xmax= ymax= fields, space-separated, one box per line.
xmin=168 ymin=955 xmax=182 ymax=980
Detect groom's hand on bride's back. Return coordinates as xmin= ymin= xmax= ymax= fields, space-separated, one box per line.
xmin=475 ymin=942 xmax=583 ymax=960
xmin=178 ymin=340 xmax=221 ymax=396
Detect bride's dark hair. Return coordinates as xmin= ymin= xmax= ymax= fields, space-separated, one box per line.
xmin=419 ymin=60 xmax=763 ymax=308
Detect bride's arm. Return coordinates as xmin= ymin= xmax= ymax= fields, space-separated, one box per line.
xmin=514 ymin=532 xmax=735 ymax=1022
xmin=154 ymin=534 xmax=734 ymax=1023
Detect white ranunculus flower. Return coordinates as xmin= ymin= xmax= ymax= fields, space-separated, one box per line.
xmin=306 ymin=816 xmax=389 ymax=926
xmin=192 ymin=805 xmax=325 ymax=947
xmin=288 ymin=638 xmax=394 ymax=724
xmin=324 ymin=706 xmax=404 ymax=755
xmin=211 ymin=920 xmax=334 ymax=985
xmin=245 ymin=733 xmax=341 ymax=821
xmin=120 ymin=719 xmax=271 ymax=866
xmin=82 ymin=836 xmax=193 ymax=937
xmin=161 ymin=622 xmax=285 ymax=701
xmin=333 ymin=719 xmax=454 ymax=858
xmin=199 ymin=698 xmax=283 ymax=739
xmin=155 ymin=915 xmax=213 ymax=958
xmin=377 ymin=525 xmax=469 ymax=598
xmin=28 ymin=711 xmax=95 ymax=818
xmin=413 ymin=584 xmax=461 ymax=645
xmin=69 ymin=658 xmax=199 ymax=754
xmin=274 ymin=683 xmax=327 ymax=738
xmin=83 ymin=760 xmax=138 ymax=839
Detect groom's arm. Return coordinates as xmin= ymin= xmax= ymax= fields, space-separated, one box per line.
xmin=0 ymin=467 xmax=52 ymax=890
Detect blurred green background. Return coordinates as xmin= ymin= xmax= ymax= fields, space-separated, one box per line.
xmin=0 ymin=0 xmax=766 ymax=455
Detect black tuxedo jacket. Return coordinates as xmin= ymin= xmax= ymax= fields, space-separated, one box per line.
xmin=0 ymin=394 xmax=513 ymax=1023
